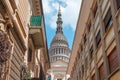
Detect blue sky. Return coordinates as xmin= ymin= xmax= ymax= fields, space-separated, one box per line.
xmin=42 ymin=0 xmax=82 ymax=49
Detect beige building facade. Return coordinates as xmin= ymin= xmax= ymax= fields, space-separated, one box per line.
xmin=67 ymin=0 xmax=120 ymax=80
xmin=0 ymin=0 xmax=50 ymax=80
xmin=28 ymin=0 xmax=50 ymax=79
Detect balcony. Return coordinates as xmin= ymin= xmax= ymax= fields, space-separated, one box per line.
xmin=29 ymin=16 xmax=44 ymax=49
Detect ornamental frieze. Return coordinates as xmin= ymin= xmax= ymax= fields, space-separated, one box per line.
xmin=0 ymin=29 xmax=12 ymax=64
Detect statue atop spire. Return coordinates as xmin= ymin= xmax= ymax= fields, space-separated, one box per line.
xmin=56 ymin=3 xmax=63 ymax=34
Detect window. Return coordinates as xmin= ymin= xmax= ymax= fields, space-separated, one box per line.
xmin=28 ymin=48 xmax=32 ymax=62
xmin=58 ymin=48 xmax=61 ymax=54
xmin=84 ymin=34 xmax=87 ymax=44
xmin=90 ymin=45 xmax=93 ymax=59
xmin=93 ymin=3 xmax=98 ymax=18
xmin=79 ymin=71 xmax=81 ymax=79
xmin=88 ymin=22 xmax=91 ymax=32
xmin=85 ymin=57 xmax=88 ymax=69
xmin=115 ymin=0 xmax=120 ymax=10
xmin=55 ymin=49 xmax=56 ymax=54
xmin=108 ymin=48 xmax=119 ymax=74
xmin=78 ymin=52 xmax=81 ymax=59
xmin=82 ymin=65 xmax=84 ymax=75
xmin=99 ymin=63 xmax=105 ymax=80
xmin=104 ymin=8 xmax=112 ymax=32
xmin=96 ymin=30 xmax=101 ymax=48
xmin=92 ymin=74 xmax=96 ymax=80
xmin=78 ymin=52 xmax=80 ymax=59
xmin=56 ymin=57 xmax=57 ymax=61
xmin=81 ymin=45 xmax=83 ymax=52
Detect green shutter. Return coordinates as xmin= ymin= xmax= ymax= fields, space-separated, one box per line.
xmin=25 ymin=73 xmax=31 ymax=79
xmin=30 ymin=16 xmax=42 ymax=26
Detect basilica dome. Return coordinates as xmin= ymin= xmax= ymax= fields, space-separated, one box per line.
xmin=51 ymin=32 xmax=68 ymax=48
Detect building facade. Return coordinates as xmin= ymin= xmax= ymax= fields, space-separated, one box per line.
xmin=47 ymin=6 xmax=71 ymax=80
xmin=28 ymin=0 xmax=50 ymax=79
xmin=0 ymin=0 xmax=50 ymax=80
xmin=67 ymin=0 xmax=120 ymax=80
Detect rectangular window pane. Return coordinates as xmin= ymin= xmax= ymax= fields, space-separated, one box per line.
xmin=104 ymin=8 xmax=112 ymax=32
xmin=96 ymin=30 xmax=101 ymax=48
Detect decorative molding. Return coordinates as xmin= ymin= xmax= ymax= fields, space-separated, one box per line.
xmin=0 ymin=29 xmax=12 ymax=64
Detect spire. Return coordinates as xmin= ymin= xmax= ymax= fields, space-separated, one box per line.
xmin=59 ymin=3 xmax=61 ymax=13
xmin=56 ymin=3 xmax=63 ymax=34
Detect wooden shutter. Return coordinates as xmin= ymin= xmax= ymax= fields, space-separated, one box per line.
xmin=99 ymin=63 xmax=105 ymax=80
xmin=108 ymin=48 xmax=119 ymax=73
xmin=92 ymin=74 xmax=96 ymax=80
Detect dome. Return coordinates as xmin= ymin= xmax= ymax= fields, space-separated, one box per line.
xmin=49 ymin=5 xmax=70 ymax=63
xmin=49 ymin=32 xmax=70 ymax=63
xmin=50 ymin=33 xmax=68 ymax=47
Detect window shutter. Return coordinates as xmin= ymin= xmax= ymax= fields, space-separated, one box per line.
xmin=108 ymin=48 xmax=119 ymax=73
xmin=92 ymin=74 xmax=96 ymax=80
xmin=99 ymin=64 xmax=105 ymax=80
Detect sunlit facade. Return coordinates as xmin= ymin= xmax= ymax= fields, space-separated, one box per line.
xmin=0 ymin=0 xmax=50 ymax=80
xmin=67 ymin=0 xmax=120 ymax=80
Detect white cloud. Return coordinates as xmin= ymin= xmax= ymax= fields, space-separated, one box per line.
xmin=42 ymin=0 xmax=52 ymax=13
xmin=42 ymin=0 xmax=82 ymax=30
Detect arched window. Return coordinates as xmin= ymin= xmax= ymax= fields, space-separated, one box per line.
xmin=61 ymin=48 xmax=63 ymax=53
xmin=56 ymin=57 xmax=57 ymax=61
xmin=55 ymin=48 xmax=56 ymax=54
